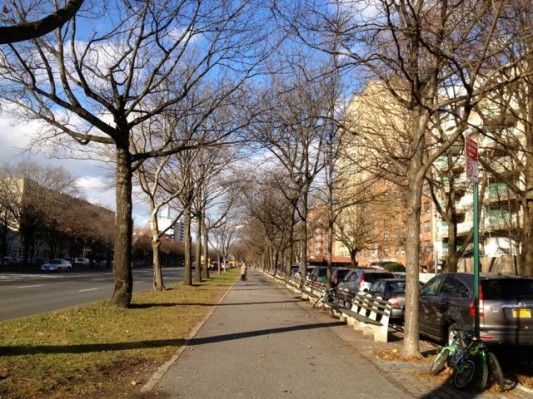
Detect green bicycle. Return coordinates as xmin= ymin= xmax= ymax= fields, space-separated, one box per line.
xmin=430 ymin=327 xmax=464 ymax=375
xmin=430 ymin=328 xmax=505 ymax=392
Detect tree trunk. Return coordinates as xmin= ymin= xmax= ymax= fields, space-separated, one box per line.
xmin=111 ymin=143 xmax=133 ymax=308
xmin=183 ymin=203 xmax=192 ymax=286
xmin=446 ymin=174 xmax=459 ymax=273
xmin=289 ymin=201 xmax=296 ymax=276
xmin=402 ymin=117 xmax=425 ymax=357
xmin=326 ymin=220 xmax=334 ymax=289
xmin=301 ymin=193 xmax=309 ymax=283
xmin=149 ymin=208 xmax=165 ymax=291
xmin=202 ymin=221 xmax=209 ymax=280
xmin=524 ymin=58 xmax=533 ymax=277
xmin=350 ymin=250 xmax=357 ymax=268
xmin=195 ymin=215 xmax=202 ymax=282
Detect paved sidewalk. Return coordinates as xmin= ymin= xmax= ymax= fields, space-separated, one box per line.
xmin=152 ymin=272 xmax=413 ymax=399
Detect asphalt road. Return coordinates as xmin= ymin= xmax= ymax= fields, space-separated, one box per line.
xmin=0 ymin=267 xmax=183 ymax=321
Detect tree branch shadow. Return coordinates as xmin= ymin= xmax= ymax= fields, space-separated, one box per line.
xmin=0 ymin=321 xmax=344 ymax=356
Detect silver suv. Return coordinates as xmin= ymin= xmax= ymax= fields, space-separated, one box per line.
xmin=419 ymin=273 xmax=533 ymax=345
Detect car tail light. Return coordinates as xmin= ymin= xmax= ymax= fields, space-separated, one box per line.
xmin=479 ymin=286 xmax=485 ymax=317
xmin=468 ymin=285 xmax=484 ymax=318
xmin=357 ymin=275 xmax=364 ymax=289
xmin=389 ymin=294 xmax=401 ymax=308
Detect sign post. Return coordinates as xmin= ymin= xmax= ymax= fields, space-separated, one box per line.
xmin=465 ymin=136 xmax=480 ymax=339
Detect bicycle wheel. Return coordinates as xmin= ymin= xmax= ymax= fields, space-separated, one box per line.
xmin=430 ymin=348 xmax=450 ymax=375
xmin=312 ymin=295 xmax=322 ymax=308
xmin=488 ymin=353 xmax=505 ymax=392
xmin=453 ymin=359 xmax=476 ymax=389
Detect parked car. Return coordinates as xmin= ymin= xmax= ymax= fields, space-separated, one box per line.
xmin=368 ymin=278 xmax=406 ymax=319
xmin=305 ymin=266 xmax=317 ymax=281
xmin=419 ymin=273 xmax=533 ymax=345
xmin=74 ymin=257 xmax=90 ymax=266
xmin=1 ymin=256 xmax=12 ymax=266
xmin=337 ymin=269 xmax=395 ymax=294
xmin=40 ymin=259 xmax=72 ymax=272
xmin=331 ymin=267 xmax=351 ymax=287
xmin=308 ymin=266 xmax=328 ymax=283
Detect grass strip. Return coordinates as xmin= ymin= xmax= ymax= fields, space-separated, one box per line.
xmin=0 ymin=269 xmax=239 ymax=398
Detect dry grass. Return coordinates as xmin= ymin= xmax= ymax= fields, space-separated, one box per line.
xmin=0 ymin=270 xmax=238 ymax=398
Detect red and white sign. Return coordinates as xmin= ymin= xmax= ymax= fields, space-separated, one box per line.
xmin=465 ymin=136 xmax=479 ymax=182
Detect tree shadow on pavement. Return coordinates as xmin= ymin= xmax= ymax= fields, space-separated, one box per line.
xmin=129 ymin=303 xmax=181 ymax=308
xmin=0 ymin=321 xmax=345 ymax=356
xmin=128 ymin=299 xmax=305 ymax=308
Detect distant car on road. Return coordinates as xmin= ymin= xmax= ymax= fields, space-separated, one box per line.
xmin=74 ymin=257 xmax=90 ymax=266
xmin=40 ymin=259 xmax=72 ymax=272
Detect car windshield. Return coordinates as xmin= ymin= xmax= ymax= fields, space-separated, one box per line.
xmin=388 ymin=281 xmax=406 ymax=293
xmin=365 ymin=273 xmax=394 ymax=283
xmin=51 ymin=260 xmax=62 ymax=264
xmin=342 ymin=270 xmax=356 ymax=282
xmin=336 ymin=269 xmax=350 ymax=280
xmin=482 ymin=279 xmax=533 ymax=300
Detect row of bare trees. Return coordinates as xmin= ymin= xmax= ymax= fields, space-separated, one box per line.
xmin=236 ymin=0 xmax=532 ymax=358
xmin=1 ymin=1 xmax=531 ymax=357
xmin=0 ymin=161 xmax=113 ymax=263
xmin=0 ymin=0 xmax=276 ymax=307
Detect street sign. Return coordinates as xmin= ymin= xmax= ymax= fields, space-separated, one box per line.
xmin=465 ymin=136 xmax=479 ymax=182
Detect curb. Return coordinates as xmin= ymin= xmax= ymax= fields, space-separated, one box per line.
xmin=140 ymin=278 xmax=237 ymax=393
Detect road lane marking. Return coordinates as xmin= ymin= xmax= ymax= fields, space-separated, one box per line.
xmin=16 ymin=284 xmax=44 ymax=289
xmin=78 ymin=287 xmax=99 ymax=293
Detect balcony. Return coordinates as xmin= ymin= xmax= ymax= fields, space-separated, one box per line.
xmin=487 ymin=183 xmax=518 ymax=203
xmin=484 ymin=209 xmax=520 ymax=232
xmin=457 ymin=218 xmax=473 ymax=235
xmin=437 ymin=223 xmax=449 ymax=237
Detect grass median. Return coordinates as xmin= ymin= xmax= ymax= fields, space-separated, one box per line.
xmin=0 ymin=269 xmax=239 ymax=398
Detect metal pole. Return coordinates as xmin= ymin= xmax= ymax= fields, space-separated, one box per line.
xmin=473 ymin=181 xmax=480 ymax=339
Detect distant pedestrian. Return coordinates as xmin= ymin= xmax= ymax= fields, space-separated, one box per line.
xmin=240 ymin=263 xmax=247 ymax=281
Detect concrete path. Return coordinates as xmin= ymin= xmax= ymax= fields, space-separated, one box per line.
xmin=153 ymin=272 xmax=412 ymax=399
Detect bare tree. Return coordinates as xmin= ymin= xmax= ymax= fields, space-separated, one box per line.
xmin=136 ymin=153 xmax=184 ymax=291
xmin=242 ymin=171 xmax=294 ymax=275
xmin=0 ymin=0 xmax=84 ymax=44
xmin=0 ymin=1 xmax=271 ymax=307
xmin=279 ymin=0 xmax=526 ymax=355
xmin=253 ymin=60 xmax=328 ymax=281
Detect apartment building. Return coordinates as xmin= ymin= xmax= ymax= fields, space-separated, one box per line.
xmin=0 ymin=177 xmax=114 ymax=264
xmin=338 ymin=78 xmax=528 ymax=273
xmin=307 ymin=205 xmax=351 ymax=266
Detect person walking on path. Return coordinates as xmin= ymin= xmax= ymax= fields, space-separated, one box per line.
xmin=240 ymin=263 xmax=247 ymax=281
